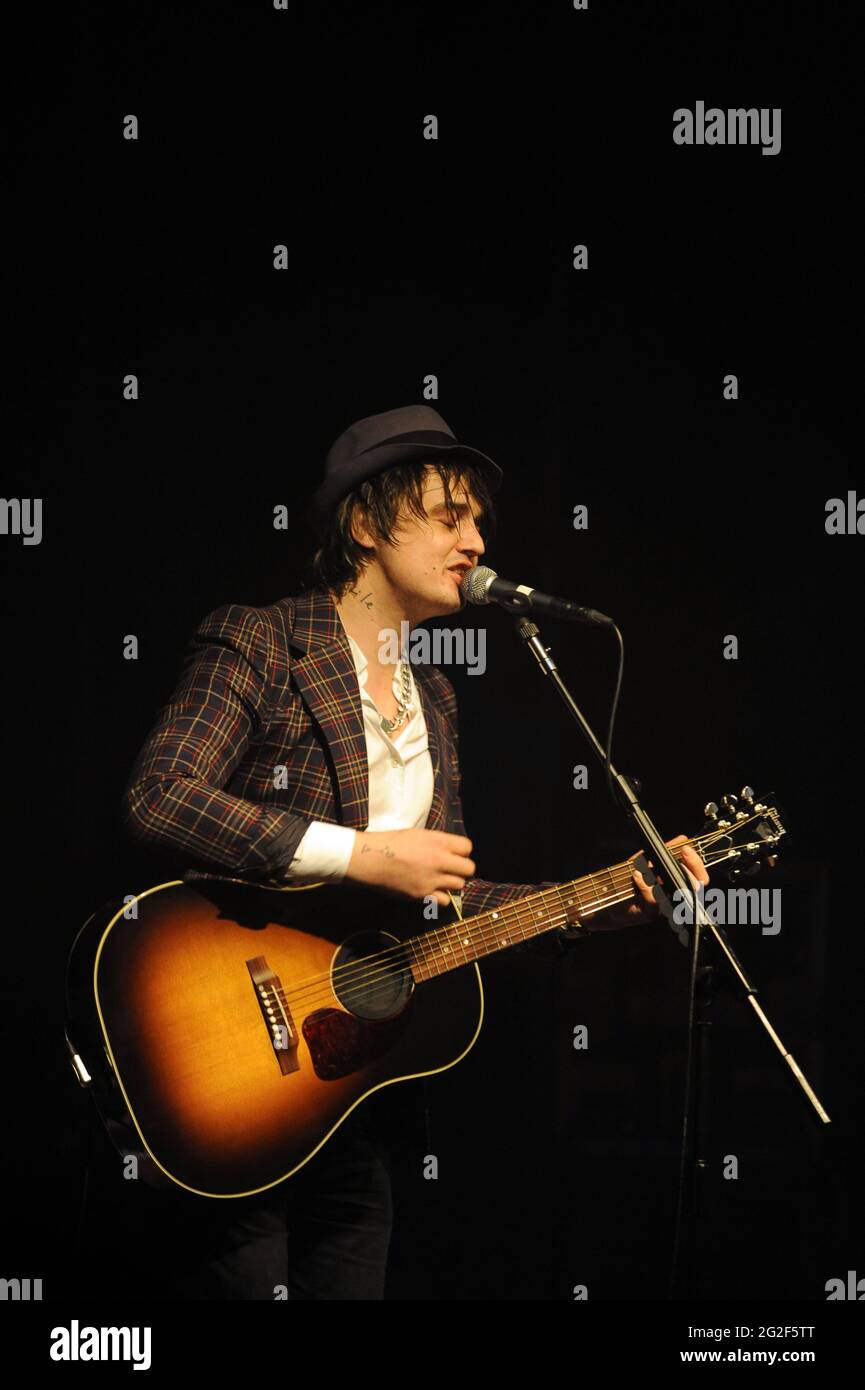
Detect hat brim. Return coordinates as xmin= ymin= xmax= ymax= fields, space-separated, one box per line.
xmin=305 ymin=440 xmax=502 ymax=536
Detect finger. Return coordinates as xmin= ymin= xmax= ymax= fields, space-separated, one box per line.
xmin=441 ymin=834 xmax=473 ymax=854
xmin=680 ymin=847 xmax=710 ymax=885
xmin=679 ymin=866 xmax=703 ymax=895
xmin=641 ymin=860 xmax=662 ymax=886
xmin=658 ymin=848 xmax=701 ymax=893
xmin=632 ymin=868 xmax=658 ymax=899
xmin=444 ymin=856 xmax=476 ymax=876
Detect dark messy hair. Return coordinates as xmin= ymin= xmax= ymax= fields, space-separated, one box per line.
xmin=301 ymin=458 xmax=497 ymax=599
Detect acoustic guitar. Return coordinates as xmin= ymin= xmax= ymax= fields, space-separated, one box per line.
xmin=65 ymin=790 xmax=784 ymax=1197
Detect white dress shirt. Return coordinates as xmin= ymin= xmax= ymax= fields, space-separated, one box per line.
xmin=282 ymin=627 xmax=435 ymax=882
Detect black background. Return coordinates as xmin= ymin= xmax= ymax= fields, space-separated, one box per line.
xmin=4 ymin=0 xmax=863 ymax=1306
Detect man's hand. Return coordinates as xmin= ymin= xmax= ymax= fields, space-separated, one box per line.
xmin=345 ymin=827 xmax=476 ymax=908
xmin=582 ymin=833 xmax=709 ymax=932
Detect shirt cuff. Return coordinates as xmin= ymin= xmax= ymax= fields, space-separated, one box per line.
xmin=284 ymin=822 xmax=357 ymax=882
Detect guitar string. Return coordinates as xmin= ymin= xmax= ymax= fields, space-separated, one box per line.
xmin=266 ymin=831 xmax=739 ymax=1015
xmin=279 ymin=850 xmax=688 ymax=1000
xmin=270 ymin=828 xmax=739 ymax=1014
xmin=278 ymin=874 xmax=706 ymax=1016
xmin=274 ymin=819 xmax=744 ymax=1006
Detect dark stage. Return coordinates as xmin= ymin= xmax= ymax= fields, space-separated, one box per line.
xmin=3 ymin=0 xmax=863 ymax=1358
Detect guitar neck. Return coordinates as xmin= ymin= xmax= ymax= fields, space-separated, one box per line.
xmin=408 ymin=849 xmax=686 ymax=981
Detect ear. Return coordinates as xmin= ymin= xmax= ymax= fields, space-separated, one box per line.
xmin=347 ymin=498 xmax=377 ymax=551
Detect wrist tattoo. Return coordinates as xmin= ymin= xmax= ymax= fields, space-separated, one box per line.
xmin=360 ymin=841 xmax=395 ymax=858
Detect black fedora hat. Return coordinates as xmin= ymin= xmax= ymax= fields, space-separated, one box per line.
xmin=304 ymin=404 xmax=503 ymax=538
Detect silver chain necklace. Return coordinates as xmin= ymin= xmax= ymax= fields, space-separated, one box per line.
xmin=380 ymin=657 xmax=413 ymax=734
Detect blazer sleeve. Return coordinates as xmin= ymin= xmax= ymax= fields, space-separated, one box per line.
xmin=437 ymin=676 xmax=587 ymax=955
xmin=121 ymin=602 xmax=312 ymax=881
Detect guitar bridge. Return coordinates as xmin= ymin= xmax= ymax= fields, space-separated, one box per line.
xmin=247 ymin=956 xmax=300 ymax=1075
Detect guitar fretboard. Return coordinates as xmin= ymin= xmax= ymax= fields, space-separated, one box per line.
xmin=404 ymin=858 xmax=674 ymax=981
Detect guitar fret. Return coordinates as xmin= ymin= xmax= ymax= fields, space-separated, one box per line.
xmin=439 ymin=922 xmax=468 ymax=969
xmin=555 ymin=883 xmax=587 ymax=926
xmin=489 ymin=909 xmax=509 ymax=952
xmin=429 ymin=928 xmax=448 ymax=974
xmin=413 ymin=857 xmax=646 ymax=979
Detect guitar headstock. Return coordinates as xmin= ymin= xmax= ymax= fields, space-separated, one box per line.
xmin=694 ymin=786 xmax=787 ymax=884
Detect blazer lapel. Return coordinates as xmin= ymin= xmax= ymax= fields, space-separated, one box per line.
xmin=280 ymin=588 xmax=449 ymax=834
xmin=413 ymin=670 xmax=448 ymax=832
xmin=283 ymin=589 xmax=370 ymax=832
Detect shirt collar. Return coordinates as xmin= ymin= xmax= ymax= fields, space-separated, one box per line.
xmin=346 ymin=632 xmax=370 ymax=687
xmin=346 ymin=631 xmax=417 ymax=705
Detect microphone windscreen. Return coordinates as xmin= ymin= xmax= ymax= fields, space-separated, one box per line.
xmin=461 ymin=565 xmax=496 ymax=604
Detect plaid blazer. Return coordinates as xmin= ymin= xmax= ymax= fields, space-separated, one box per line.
xmin=122 ymin=586 xmax=556 ymax=924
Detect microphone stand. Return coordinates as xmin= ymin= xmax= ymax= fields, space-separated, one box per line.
xmin=512 ymin=613 xmax=831 ymax=1300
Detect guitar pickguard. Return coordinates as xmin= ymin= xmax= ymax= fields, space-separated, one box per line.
xmin=303 ymin=1006 xmax=410 ymax=1080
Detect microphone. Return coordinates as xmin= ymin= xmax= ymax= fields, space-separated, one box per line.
xmin=460 ymin=565 xmax=612 ymax=626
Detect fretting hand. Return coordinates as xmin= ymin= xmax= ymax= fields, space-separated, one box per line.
xmin=582 ymin=833 xmax=709 ymax=932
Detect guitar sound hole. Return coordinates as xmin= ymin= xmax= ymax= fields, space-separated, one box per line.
xmin=332 ymin=931 xmax=413 ymax=1021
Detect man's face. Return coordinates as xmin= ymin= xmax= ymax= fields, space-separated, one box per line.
xmin=361 ymin=465 xmax=487 ymax=622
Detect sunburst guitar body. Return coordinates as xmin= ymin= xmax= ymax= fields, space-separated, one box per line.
xmin=65 ymin=878 xmax=482 ymax=1198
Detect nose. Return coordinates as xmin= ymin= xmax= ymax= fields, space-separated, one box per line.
xmin=459 ymin=516 xmax=485 ymax=562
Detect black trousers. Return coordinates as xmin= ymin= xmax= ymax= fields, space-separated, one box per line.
xmin=97 ymin=1109 xmax=394 ymax=1301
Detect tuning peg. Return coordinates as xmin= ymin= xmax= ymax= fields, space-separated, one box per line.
xmin=740 ymin=786 xmax=755 ymax=806
xmin=703 ymin=801 xmax=719 ymax=822
xmin=721 ymin=794 xmax=739 ymax=815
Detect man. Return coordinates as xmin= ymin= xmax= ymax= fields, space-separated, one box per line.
xmin=120 ymin=403 xmax=708 ymax=1299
